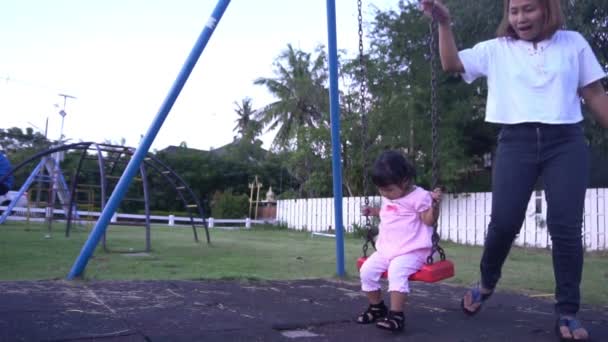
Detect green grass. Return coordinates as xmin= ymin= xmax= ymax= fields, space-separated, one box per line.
xmin=0 ymin=221 xmax=606 ymax=307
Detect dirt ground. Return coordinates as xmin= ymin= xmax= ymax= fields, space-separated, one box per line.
xmin=0 ymin=279 xmax=606 ymax=341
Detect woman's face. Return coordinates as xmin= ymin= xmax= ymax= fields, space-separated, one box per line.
xmin=508 ymin=0 xmax=545 ymax=41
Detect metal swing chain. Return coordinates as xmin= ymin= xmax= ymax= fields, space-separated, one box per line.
xmin=428 ymin=10 xmax=446 ymax=264
xmin=358 ymin=0 xmax=374 ymax=257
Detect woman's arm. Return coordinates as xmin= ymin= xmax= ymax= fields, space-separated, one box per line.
xmin=580 ymin=80 xmax=608 ymax=128
xmin=420 ymin=0 xmax=464 ymax=73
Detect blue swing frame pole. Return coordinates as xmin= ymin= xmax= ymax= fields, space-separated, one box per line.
xmin=67 ymin=0 xmax=231 ymax=279
xmin=326 ymin=0 xmax=345 ymax=277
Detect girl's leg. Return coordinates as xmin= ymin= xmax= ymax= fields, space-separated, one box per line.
xmin=357 ymin=252 xmax=389 ymax=323
xmin=388 ymin=292 xmax=406 ymax=312
xmin=375 ymin=253 xmax=424 ymax=331
xmin=386 ymin=252 xmax=425 ymax=312
xmin=360 ymin=252 xmax=389 ymax=295
xmin=365 ymin=290 xmax=382 ymax=305
xmin=539 ymin=124 xmax=588 ymax=333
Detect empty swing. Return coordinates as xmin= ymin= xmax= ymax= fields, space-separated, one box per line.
xmin=355 ymin=0 xmax=454 ymax=283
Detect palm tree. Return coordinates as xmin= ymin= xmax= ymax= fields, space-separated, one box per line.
xmin=254 ymin=44 xmax=329 ymax=149
xmin=233 ymin=97 xmax=261 ymax=143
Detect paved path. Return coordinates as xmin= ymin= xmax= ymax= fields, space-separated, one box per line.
xmin=0 ymin=279 xmax=606 ymax=341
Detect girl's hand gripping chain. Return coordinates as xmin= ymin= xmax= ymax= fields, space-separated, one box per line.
xmin=361 ymin=206 xmax=379 ymax=217
xmin=430 ymin=188 xmax=443 ymax=208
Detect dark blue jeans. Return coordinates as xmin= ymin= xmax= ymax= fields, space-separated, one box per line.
xmin=480 ymin=122 xmax=589 ymax=315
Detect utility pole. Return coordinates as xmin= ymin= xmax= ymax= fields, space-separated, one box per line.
xmin=248 ymin=175 xmax=262 ymax=219
xmin=46 ymin=93 xmax=76 ymax=237
xmin=57 ymin=93 xmax=76 ymax=142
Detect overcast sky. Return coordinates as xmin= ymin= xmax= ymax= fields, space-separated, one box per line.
xmin=1 ymin=0 xmax=401 ymax=151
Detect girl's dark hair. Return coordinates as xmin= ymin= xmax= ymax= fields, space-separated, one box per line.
xmin=496 ymin=0 xmax=564 ymax=40
xmin=371 ymin=150 xmax=416 ymax=188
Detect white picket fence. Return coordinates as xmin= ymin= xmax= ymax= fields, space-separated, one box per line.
xmin=0 ymin=206 xmax=273 ymax=229
xmin=276 ymin=188 xmax=608 ymax=251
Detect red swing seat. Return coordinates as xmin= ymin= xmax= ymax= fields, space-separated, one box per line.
xmin=357 ymin=256 xmax=455 ymax=283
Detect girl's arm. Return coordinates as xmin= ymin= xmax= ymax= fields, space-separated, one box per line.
xmin=361 ymin=206 xmax=380 ymax=217
xmin=420 ymin=0 xmax=464 ymax=73
xmin=420 ymin=203 xmax=440 ymax=226
xmin=420 ymin=188 xmax=442 ymax=226
xmin=580 ymin=80 xmax=608 ymax=128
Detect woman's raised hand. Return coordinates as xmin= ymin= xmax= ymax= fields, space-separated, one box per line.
xmin=419 ymin=0 xmax=451 ymax=24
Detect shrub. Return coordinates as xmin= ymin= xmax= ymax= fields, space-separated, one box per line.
xmin=277 ymin=189 xmax=298 ymax=200
xmin=210 ymin=190 xmax=249 ymax=219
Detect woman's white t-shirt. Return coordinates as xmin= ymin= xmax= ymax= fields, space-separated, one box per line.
xmin=458 ymin=30 xmax=606 ymax=124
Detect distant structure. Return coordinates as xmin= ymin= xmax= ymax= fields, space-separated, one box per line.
xmin=0 ymin=142 xmax=210 ymax=251
xmin=257 ymin=186 xmax=277 ymax=220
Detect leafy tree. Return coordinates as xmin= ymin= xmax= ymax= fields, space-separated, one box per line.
xmin=0 ymin=127 xmax=51 ymax=152
xmin=233 ymin=97 xmax=262 ymax=143
xmin=355 ymin=0 xmax=502 ymax=191
xmin=562 ymin=0 xmax=608 ymax=153
xmin=254 ymin=44 xmax=329 ymax=149
xmin=281 ymin=125 xmax=333 ymax=197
